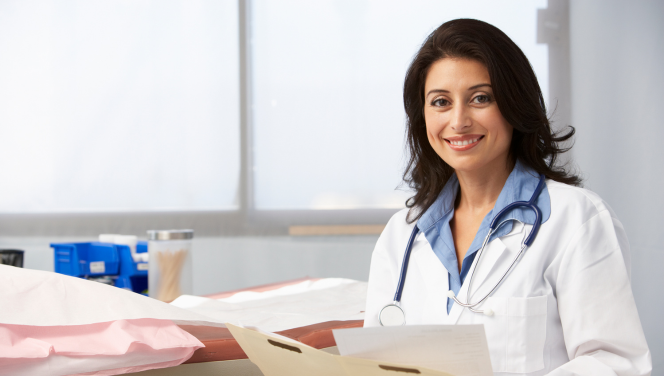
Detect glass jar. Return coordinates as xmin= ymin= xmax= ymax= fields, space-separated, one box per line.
xmin=147 ymin=229 xmax=193 ymax=301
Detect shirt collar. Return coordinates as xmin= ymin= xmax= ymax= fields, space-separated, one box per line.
xmin=417 ymin=160 xmax=551 ymax=235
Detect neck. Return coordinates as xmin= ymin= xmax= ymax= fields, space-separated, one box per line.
xmin=455 ymin=158 xmax=514 ymax=213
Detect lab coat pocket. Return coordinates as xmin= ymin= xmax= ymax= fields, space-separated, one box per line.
xmin=483 ymin=295 xmax=547 ymax=374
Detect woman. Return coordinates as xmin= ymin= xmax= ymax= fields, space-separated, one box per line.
xmin=364 ymin=19 xmax=651 ymax=375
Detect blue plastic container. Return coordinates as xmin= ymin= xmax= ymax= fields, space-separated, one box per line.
xmin=51 ymin=242 xmax=120 ymax=277
xmin=137 ymin=241 xmax=148 ymax=254
xmin=114 ymin=243 xmax=148 ymax=294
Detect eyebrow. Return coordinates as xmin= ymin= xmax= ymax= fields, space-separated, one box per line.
xmin=425 ymin=83 xmax=492 ymax=98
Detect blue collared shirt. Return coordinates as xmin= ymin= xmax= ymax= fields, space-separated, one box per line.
xmin=416 ymin=160 xmax=551 ymax=313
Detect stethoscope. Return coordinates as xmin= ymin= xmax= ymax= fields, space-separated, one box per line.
xmin=379 ymin=174 xmax=546 ymax=326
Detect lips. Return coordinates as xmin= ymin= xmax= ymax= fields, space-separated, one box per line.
xmin=443 ymin=135 xmax=484 ymax=151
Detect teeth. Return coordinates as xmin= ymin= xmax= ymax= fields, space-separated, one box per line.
xmin=450 ymin=138 xmax=479 ymax=146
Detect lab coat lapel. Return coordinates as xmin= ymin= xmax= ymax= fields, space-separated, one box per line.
xmin=467 ymin=239 xmax=508 ymax=301
xmin=449 ymin=238 xmax=510 ymax=324
xmin=411 ymin=235 xmax=449 ymax=323
xmin=447 ymin=278 xmax=467 ymax=324
xmin=467 ymin=223 xmax=526 ymax=302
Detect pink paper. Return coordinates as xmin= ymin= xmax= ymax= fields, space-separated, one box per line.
xmin=0 ymin=318 xmax=204 ymax=376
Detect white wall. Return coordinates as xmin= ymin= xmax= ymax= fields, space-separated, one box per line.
xmin=570 ymin=0 xmax=664 ymax=372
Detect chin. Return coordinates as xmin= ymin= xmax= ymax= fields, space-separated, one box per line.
xmin=441 ymin=151 xmax=511 ymax=175
xmin=442 ymin=158 xmax=484 ymax=173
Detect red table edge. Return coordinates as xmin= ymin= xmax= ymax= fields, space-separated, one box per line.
xmin=182 ymin=319 xmax=365 ymax=364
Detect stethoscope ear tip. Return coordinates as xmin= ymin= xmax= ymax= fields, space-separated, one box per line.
xmin=483 ymin=308 xmax=494 ymax=316
xmin=446 ymin=290 xmax=456 ymax=298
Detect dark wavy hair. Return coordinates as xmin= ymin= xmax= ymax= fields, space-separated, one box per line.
xmin=403 ymin=19 xmax=580 ymax=222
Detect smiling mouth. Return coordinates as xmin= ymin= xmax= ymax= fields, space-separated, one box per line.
xmin=444 ymin=135 xmax=484 ymax=150
xmin=448 ymin=137 xmax=482 ymax=146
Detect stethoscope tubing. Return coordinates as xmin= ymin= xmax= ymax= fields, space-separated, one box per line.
xmin=450 ymin=228 xmax=528 ymax=314
xmin=384 ymin=174 xmax=546 ymax=322
xmin=489 ymin=175 xmax=546 ymax=246
xmin=452 ymin=175 xmax=546 ymax=313
xmin=393 ymin=225 xmax=421 ymax=303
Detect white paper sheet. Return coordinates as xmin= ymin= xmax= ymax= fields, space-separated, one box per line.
xmin=170 ymin=278 xmax=366 ymax=332
xmin=0 ymin=265 xmax=224 ymax=327
xmin=333 ymin=325 xmax=493 ymax=376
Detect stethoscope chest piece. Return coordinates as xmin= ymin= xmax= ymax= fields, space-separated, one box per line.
xmin=379 ymin=303 xmax=405 ymax=326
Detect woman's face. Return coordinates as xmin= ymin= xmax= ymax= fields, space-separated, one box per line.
xmin=423 ymin=58 xmax=513 ymax=175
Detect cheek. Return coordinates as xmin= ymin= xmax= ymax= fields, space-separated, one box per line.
xmin=496 ymin=121 xmax=513 ymax=147
xmin=478 ymin=111 xmax=512 ymax=145
xmin=425 ymin=125 xmax=438 ymax=144
xmin=424 ymin=112 xmax=445 ymax=144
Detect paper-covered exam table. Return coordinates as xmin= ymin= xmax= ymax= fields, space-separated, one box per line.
xmin=127 ymin=277 xmax=367 ymax=376
xmin=128 ymin=278 xmax=492 ymax=376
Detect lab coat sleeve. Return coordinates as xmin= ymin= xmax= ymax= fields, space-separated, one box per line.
xmin=546 ymin=209 xmax=651 ymax=376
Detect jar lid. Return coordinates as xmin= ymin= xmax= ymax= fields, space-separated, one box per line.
xmin=147 ymin=229 xmax=194 ymax=240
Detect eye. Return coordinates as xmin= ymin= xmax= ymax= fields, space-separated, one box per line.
xmin=431 ymin=98 xmax=450 ymax=107
xmin=471 ymin=94 xmax=491 ymax=104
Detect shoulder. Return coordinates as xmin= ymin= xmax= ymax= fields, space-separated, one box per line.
xmin=385 ymin=208 xmax=412 ymax=229
xmin=544 ymin=179 xmax=630 ymax=268
xmin=545 ymin=179 xmax=618 ymax=222
xmin=373 ymin=208 xmax=416 ymax=257
xmin=383 ymin=208 xmax=416 ymax=238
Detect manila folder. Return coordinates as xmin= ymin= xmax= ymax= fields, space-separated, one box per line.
xmin=226 ymin=323 xmax=455 ymax=376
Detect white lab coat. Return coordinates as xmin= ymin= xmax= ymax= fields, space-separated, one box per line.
xmin=365 ymin=180 xmax=652 ymax=375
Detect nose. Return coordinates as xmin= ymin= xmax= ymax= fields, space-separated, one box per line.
xmin=450 ymin=105 xmax=471 ymax=131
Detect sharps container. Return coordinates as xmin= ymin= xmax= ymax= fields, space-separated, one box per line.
xmin=147 ymin=230 xmax=193 ymax=302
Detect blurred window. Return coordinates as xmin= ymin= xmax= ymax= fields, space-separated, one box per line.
xmin=0 ymin=0 xmax=240 ymax=212
xmin=0 ymin=0 xmax=548 ymax=216
xmin=251 ymin=0 xmax=549 ymax=210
